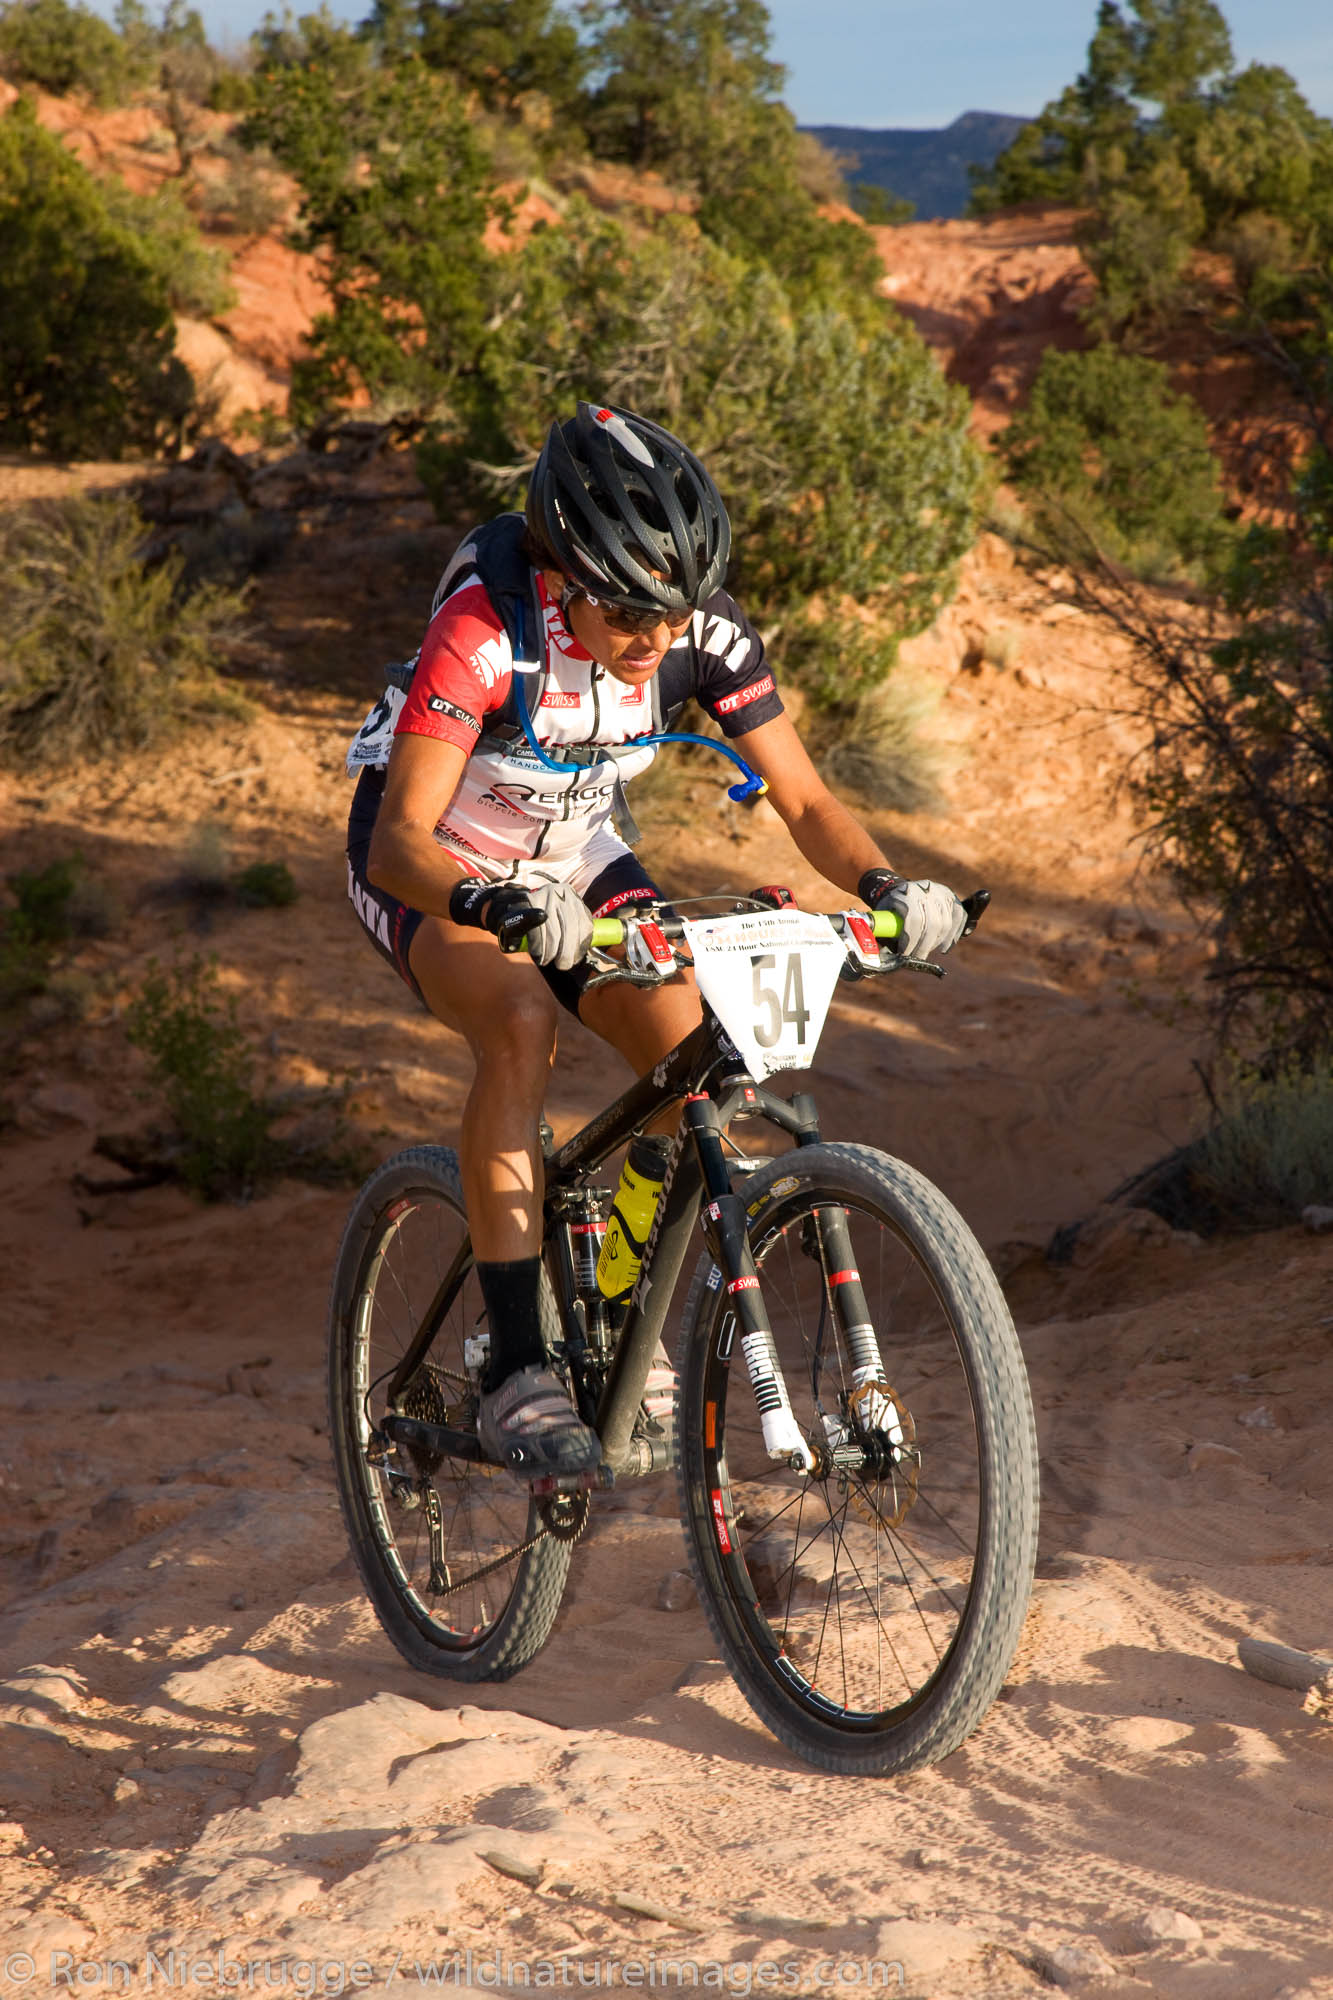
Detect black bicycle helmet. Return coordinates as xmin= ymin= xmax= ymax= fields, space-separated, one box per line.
xmin=525 ymin=402 xmax=731 ymax=613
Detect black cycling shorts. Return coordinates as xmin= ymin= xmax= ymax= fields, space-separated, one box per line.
xmin=346 ymin=766 xmax=663 ymax=1018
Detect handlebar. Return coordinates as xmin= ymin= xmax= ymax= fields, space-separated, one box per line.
xmin=587 ymin=908 xmax=904 ymax=949
xmin=509 ymin=892 xmax=989 ymax=983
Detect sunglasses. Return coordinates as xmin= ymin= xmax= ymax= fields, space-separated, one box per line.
xmin=565 ymin=586 xmax=694 ymax=638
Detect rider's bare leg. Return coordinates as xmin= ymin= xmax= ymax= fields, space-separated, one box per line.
xmin=407 ymin=915 xmax=558 ymax=1262
xmin=404 ymin=915 xmax=599 ymax=1470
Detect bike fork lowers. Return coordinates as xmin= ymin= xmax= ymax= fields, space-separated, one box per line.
xmin=683 ymin=1094 xmax=817 ymax=1474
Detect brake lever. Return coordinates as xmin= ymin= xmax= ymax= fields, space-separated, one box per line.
xmin=888 ymin=955 xmax=947 ymax=979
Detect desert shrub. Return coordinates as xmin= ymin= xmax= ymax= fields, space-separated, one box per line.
xmin=100 ymin=177 xmax=235 ymax=318
xmin=126 ymin=953 xmax=366 ymax=1198
xmin=233 ymin=859 xmax=297 ymax=907
xmin=197 ymin=141 xmax=287 ymax=236
xmin=0 ymin=851 xmax=117 ymax=1013
xmin=126 ymin=956 xmax=279 ymax=1198
xmin=1179 ymin=1068 xmax=1333 ymax=1230
xmin=0 ymin=493 xmax=249 ymax=765
xmin=851 ymin=183 xmax=915 ymax=226
xmin=7 ymin=854 xmax=82 ymax=948
xmin=777 ymin=611 xmax=900 ymax=714
xmin=0 ymin=0 xmax=150 ymax=102
xmin=818 ymin=676 xmax=951 ymax=816
xmin=361 ymin=0 xmax=590 ymax=124
xmin=241 ymin=18 xmax=499 ymax=427
xmin=581 ymin=0 xmax=877 ymax=301
xmin=0 ymin=854 xmax=78 ymax=1007
xmin=971 ymin=1 xmax=1333 ymax=333
xmin=1079 ymin=143 xmax=1207 ymax=335
xmin=1000 ymin=344 xmax=1231 ymax=580
xmin=176 ymin=507 xmax=292 ymax=587
xmin=0 ymin=99 xmax=196 ymax=457
xmin=422 ymin=205 xmax=982 ymax=634
xmin=1061 ymin=417 xmax=1333 ymax=1067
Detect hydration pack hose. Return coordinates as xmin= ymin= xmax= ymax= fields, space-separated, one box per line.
xmin=511 ymin=667 xmax=768 ymax=803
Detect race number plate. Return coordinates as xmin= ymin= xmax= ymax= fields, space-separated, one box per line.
xmin=682 ymin=911 xmax=846 ymax=1081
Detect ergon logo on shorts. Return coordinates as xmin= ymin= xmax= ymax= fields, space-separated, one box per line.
xmin=426 ymin=695 xmax=481 ymax=734
xmin=715 ymin=673 xmax=775 ymax=716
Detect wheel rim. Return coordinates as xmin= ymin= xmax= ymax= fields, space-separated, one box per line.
xmin=347 ymin=1185 xmax=538 ymax=1653
xmin=699 ymin=1197 xmax=985 ymax=1732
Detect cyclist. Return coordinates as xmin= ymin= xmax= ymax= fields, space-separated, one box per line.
xmin=346 ymin=402 xmax=966 ymax=1480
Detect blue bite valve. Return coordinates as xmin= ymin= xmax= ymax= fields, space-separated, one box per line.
xmin=727 ymin=774 xmax=768 ymax=803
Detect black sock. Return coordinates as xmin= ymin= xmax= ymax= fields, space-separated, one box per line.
xmin=476 ymin=1257 xmax=546 ymax=1392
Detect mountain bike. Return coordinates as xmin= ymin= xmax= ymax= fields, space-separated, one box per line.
xmin=328 ymin=893 xmax=1039 ymax=1776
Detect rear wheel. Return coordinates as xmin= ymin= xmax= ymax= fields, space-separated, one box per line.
xmin=677 ymin=1144 xmax=1038 ymax=1774
xmin=329 ymin=1146 xmax=570 ymax=1680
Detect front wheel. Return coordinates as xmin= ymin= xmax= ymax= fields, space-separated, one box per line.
xmin=328 ymin=1145 xmax=570 ymax=1681
xmin=677 ymin=1144 xmax=1038 ymax=1775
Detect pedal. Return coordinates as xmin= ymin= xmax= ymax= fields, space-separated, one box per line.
xmin=528 ymin=1463 xmax=613 ymax=1498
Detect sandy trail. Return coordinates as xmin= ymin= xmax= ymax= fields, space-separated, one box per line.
xmin=2 ymin=513 xmax=1331 ymax=2000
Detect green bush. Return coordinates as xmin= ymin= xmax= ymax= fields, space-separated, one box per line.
xmin=0 ymin=0 xmax=150 ymax=102
xmin=100 ymin=177 xmax=235 ymax=318
xmin=241 ymin=21 xmax=500 ymax=427
xmin=361 ymin=0 xmax=590 ymax=124
xmin=1185 ymin=1067 xmax=1333 ymax=1230
xmin=126 ymin=953 xmax=367 ymax=1198
xmin=851 ymin=183 xmax=916 ymax=226
xmin=817 ymin=673 xmax=951 ymax=816
xmin=233 ymin=859 xmax=297 ymax=907
xmin=0 ymin=100 xmax=196 ymax=457
xmin=0 ymin=493 xmax=249 ymax=765
xmin=0 ymin=854 xmax=78 ymax=1008
xmin=581 ymin=0 xmax=877 ymax=303
xmin=1000 ymin=343 xmax=1230 ymax=579
xmin=421 ymin=204 xmax=982 ymax=635
xmin=7 ymin=854 xmax=81 ymax=948
xmin=970 ymin=1 xmax=1333 ymax=332
xmin=126 ymin=956 xmax=279 ymax=1199
xmin=197 ymin=141 xmax=287 ymax=236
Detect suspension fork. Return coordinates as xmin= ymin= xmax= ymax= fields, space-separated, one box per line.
xmin=684 ymin=1094 xmax=817 ymax=1473
xmin=786 ymin=1090 xmax=889 ymax=1395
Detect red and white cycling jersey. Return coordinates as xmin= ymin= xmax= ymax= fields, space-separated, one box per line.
xmin=347 ymin=552 xmax=782 ymax=883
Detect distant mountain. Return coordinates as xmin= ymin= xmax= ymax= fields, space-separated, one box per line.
xmin=800 ymin=111 xmax=1030 ymax=221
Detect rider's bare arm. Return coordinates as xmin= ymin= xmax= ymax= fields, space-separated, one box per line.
xmin=366 ymin=732 xmax=476 ymax=915
xmin=736 ymin=713 xmax=895 ymax=897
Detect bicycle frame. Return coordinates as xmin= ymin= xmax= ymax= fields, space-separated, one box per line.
xmin=376 ymin=896 xmax=963 ymax=1486
xmin=378 ymin=1005 xmax=841 ymax=1481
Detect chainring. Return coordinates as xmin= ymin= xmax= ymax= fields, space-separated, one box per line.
xmin=537 ymin=1490 xmax=590 ymax=1543
xmin=846 ymin=1379 xmax=919 ymax=1531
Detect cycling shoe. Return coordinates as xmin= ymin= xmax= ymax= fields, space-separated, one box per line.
xmin=478 ymin=1365 xmax=601 ymax=1480
xmin=638 ymin=1342 xmax=676 ymax=1440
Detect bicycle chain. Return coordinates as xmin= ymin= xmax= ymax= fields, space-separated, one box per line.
xmin=424 ymin=1483 xmax=594 ymax=1592
xmin=429 ymin=1522 xmax=549 ymax=1597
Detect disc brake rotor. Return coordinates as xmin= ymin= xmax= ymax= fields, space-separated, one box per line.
xmin=846 ymin=1379 xmax=919 ymax=1530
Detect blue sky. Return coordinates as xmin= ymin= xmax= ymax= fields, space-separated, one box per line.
xmin=183 ymin=0 xmax=1333 ymax=128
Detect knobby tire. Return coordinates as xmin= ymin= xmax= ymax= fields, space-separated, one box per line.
xmin=676 ymin=1143 xmax=1038 ymax=1775
xmin=328 ymin=1145 xmax=570 ymax=1680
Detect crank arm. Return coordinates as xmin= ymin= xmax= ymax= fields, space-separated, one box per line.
xmin=380 ymin=1411 xmax=486 ymax=1464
